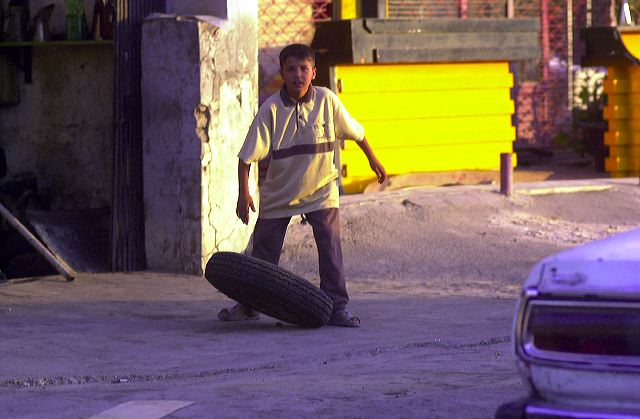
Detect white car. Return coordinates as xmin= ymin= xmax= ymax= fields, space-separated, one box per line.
xmin=496 ymin=228 xmax=640 ymax=418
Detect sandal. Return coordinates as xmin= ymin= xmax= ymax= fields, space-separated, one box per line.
xmin=217 ymin=303 xmax=260 ymax=321
xmin=327 ymin=311 xmax=360 ymax=328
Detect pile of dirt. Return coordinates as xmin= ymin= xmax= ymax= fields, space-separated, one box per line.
xmin=279 ymin=180 xmax=640 ymax=299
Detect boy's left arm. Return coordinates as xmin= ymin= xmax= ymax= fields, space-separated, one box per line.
xmin=356 ymin=138 xmax=387 ymax=184
xmin=329 ymin=90 xmax=387 ymax=183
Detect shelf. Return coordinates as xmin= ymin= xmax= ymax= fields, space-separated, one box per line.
xmin=0 ymin=40 xmax=113 ymax=47
xmin=0 ymin=40 xmax=113 ymax=84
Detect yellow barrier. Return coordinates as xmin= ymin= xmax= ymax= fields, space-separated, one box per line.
xmin=621 ymin=31 xmax=640 ymax=58
xmin=334 ymin=62 xmax=516 ymax=193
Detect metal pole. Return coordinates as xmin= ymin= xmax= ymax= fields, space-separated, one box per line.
xmin=113 ymin=0 xmax=165 ymax=272
xmin=540 ymin=0 xmax=551 ymax=144
xmin=541 ymin=0 xmax=550 ymax=80
xmin=500 ymin=153 xmax=513 ymax=197
xmin=587 ymin=0 xmax=592 ymax=27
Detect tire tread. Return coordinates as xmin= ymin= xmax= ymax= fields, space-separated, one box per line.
xmin=205 ymin=252 xmax=333 ymax=328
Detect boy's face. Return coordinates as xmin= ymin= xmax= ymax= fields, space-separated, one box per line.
xmin=280 ymin=56 xmax=316 ymax=101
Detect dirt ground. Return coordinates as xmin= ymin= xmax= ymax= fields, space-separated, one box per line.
xmin=1 ymin=176 xmax=639 ymax=418
xmin=283 ymin=177 xmax=639 ymax=299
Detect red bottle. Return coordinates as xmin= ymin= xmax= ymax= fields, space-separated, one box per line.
xmin=92 ymin=0 xmax=114 ymax=40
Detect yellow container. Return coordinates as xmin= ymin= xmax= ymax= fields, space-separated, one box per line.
xmin=333 ymin=62 xmax=517 ymax=193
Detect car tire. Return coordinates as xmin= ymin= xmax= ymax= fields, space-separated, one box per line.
xmin=205 ymin=251 xmax=333 ymax=328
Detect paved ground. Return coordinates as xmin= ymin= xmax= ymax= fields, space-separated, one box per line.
xmin=1 ymin=280 xmax=519 ymax=418
xmin=1 ymin=175 xmax=639 ymax=418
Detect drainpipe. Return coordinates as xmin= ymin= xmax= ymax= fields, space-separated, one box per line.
xmin=541 ymin=0 xmax=550 ymax=80
xmin=568 ymin=0 xmax=573 ymax=111
xmin=507 ymin=0 xmax=514 ymax=18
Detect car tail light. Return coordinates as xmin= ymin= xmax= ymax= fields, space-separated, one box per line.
xmin=521 ymin=300 xmax=640 ymax=366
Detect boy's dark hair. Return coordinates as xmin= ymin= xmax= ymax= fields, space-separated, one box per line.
xmin=279 ymin=44 xmax=315 ymax=68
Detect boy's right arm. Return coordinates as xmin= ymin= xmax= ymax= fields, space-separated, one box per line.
xmin=236 ymin=159 xmax=255 ymax=225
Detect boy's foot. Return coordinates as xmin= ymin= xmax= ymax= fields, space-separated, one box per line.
xmin=327 ymin=311 xmax=360 ymax=328
xmin=217 ymin=303 xmax=260 ymax=321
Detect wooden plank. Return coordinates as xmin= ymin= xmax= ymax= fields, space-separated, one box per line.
xmin=360 ymin=121 xmax=515 ymax=148
xmin=313 ymin=18 xmax=539 ymax=65
xmin=606 ymin=155 xmax=640 ymax=172
xmin=361 ymin=17 xmax=540 ymax=33
xmin=341 ymin=150 xmax=519 ymax=194
xmin=603 ymin=78 xmax=640 ymax=93
xmin=340 ymin=140 xmax=514 ymax=178
xmin=604 ymin=105 xmax=640 ymax=120
xmin=375 ymin=46 xmax=539 ymax=64
xmin=603 ymin=104 xmax=640 ymax=120
xmin=605 ymin=66 xmax=637 ymax=79
xmin=364 ymin=114 xmax=513 ymax=132
xmin=0 ymin=202 xmax=76 ymax=281
xmin=604 ymin=93 xmax=640 ymax=107
xmin=336 ymin=70 xmax=513 ymax=93
xmin=358 ymin=32 xmax=537 ymax=50
xmin=607 ymin=145 xmax=640 ymax=159
xmin=336 ymin=61 xmax=510 ymax=78
xmin=604 ymin=130 xmax=640 ymax=146
xmin=335 ymin=61 xmax=516 ymax=185
xmin=604 ymin=118 xmax=640 ymax=132
xmin=621 ymin=32 xmax=640 ymax=60
xmin=340 ymin=89 xmax=513 ymax=120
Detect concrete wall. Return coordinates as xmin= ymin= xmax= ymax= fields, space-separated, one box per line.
xmin=165 ymin=0 xmax=227 ymax=17
xmin=0 ymin=44 xmax=113 ymax=210
xmin=141 ymin=3 xmax=259 ymax=275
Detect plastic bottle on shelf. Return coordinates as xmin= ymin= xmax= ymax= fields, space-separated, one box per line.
xmin=65 ymin=0 xmax=87 ymax=40
xmin=91 ymin=0 xmax=103 ymax=40
xmin=101 ymin=0 xmax=115 ymax=40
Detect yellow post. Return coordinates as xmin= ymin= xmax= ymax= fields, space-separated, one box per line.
xmin=500 ymin=153 xmax=513 ymax=196
xmin=334 ymin=0 xmax=388 ymax=20
xmin=334 ymin=0 xmax=358 ymax=19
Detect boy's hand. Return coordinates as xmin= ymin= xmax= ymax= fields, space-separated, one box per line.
xmin=356 ymin=138 xmax=387 ymax=184
xmin=369 ymin=157 xmax=387 ymax=184
xmin=236 ymin=192 xmax=256 ymax=225
xmin=236 ymin=159 xmax=255 ymax=224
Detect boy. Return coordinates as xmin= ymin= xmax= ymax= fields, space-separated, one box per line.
xmin=218 ymin=44 xmax=386 ymax=327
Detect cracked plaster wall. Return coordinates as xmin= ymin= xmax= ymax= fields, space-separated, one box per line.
xmin=142 ymin=4 xmax=258 ymax=275
xmin=0 ymin=1 xmax=112 ymax=210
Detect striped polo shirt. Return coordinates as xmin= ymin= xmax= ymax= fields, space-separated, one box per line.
xmin=238 ymin=85 xmax=365 ymax=219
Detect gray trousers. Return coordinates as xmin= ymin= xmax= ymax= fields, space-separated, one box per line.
xmin=252 ymin=207 xmax=348 ymax=312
